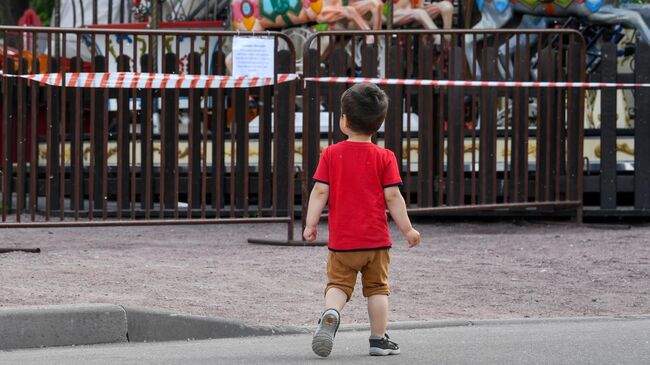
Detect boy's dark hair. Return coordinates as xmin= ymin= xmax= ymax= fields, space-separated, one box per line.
xmin=341 ymin=83 xmax=388 ymax=135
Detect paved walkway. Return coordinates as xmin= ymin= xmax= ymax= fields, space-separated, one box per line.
xmin=2 ymin=316 xmax=649 ymax=365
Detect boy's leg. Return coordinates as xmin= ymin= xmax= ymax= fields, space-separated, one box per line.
xmin=363 ymin=250 xmax=400 ymax=355
xmin=367 ymin=294 xmax=388 ymax=337
xmin=361 ymin=250 xmax=391 ymax=336
xmin=313 ymin=252 xmax=357 ymax=357
xmin=313 ymin=289 xmax=345 ymax=358
xmin=325 ymin=287 xmax=348 ymax=312
xmin=367 ymin=296 xmax=400 ymax=355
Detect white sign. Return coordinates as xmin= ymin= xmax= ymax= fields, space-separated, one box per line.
xmin=232 ymin=36 xmax=275 ymax=78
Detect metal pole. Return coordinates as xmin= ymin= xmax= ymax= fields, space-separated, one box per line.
xmin=151 ymin=0 xmax=161 ymax=29
xmin=464 ymin=0 xmax=474 ymax=28
xmin=54 ymin=0 xmax=61 ymax=57
xmin=150 ymin=0 xmax=161 ymax=72
xmin=108 ymin=0 xmax=113 ymax=23
xmin=93 ymin=0 xmax=98 ymax=24
xmin=54 ymin=0 xmax=61 ymax=27
xmin=386 ymin=0 xmax=393 ymax=30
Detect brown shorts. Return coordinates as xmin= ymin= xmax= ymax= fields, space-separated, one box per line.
xmin=325 ymin=249 xmax=390 ymax=301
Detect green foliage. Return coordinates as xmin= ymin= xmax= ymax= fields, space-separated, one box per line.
xmin=30 ymin=0 xmax=55 ymax=26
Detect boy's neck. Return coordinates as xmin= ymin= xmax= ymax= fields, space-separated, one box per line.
xmin=345 ymin=133 xmax=373 ymax=143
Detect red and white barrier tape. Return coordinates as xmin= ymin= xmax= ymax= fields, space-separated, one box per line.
xmin=304 ymin=76 xmax=650 ymax=89
xmin=4 ymin=72 xmax=649 ymax=89
xmin=1 ymin=72 xmax=298 ymax=89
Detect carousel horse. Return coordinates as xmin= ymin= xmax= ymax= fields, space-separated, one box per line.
xmin=388 ymin=0 xmax=454 ymax=43
xmin=334 ymin=0 xmax=455 ymax=32
xmin=323 ymin=0 xmax=454 ymax=50
xmin=466 ymin=0 xmax=650 ymax=77
xmin=231 ymin=0 xmax=384 ymax=32
xmin=391 ymin=0 xmax=454 ymax=31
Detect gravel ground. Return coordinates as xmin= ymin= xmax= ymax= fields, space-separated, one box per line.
xmin=1 ymin=220 xmax=649 ymax=327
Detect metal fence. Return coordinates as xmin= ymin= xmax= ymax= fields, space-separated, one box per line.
xmin=0 ymin=26 xmax=298 ymax=241
xmin=301 ymin=29 xmax=586 ymax=222
xmin=583 ymin=42 xmax=650 ymax=217
xmin=3 ymin=26 xmax=648 ymax=230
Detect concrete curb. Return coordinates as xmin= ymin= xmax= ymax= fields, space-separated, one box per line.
xmin=0 ymin=304 xmax=128 ymax=350
xmin=338 ymin=315 xmax=650 ymax=333
xmin=0 ymin=304 xmax=309 ymax=350
xmin=122 ymin=306 xmax=310 ymax=342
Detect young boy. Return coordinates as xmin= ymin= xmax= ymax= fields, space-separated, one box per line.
xmin=303 ymin=83 xmax=421 ymax=357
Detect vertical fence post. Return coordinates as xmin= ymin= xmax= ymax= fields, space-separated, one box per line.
xmin=512 ymin=43 xmax=530 ymax=203
xmin=46 ymin=58 xmax=60 ymax=213
xmin=69 ymin=56 xmax=84 ymax=215
xmin=189 ymin=52 xmax=202 ymax=211
xmin=1 ymin=56 xmax=7 ymax=220
xmin=4 ymin=59 xmax=16 ymax=214
xmin=417 ymin=37 xmax=433 ymax=207
xmin=233 ymin=86 xmax=249 ymax=215
xmin=117 ymin=55 xmax=132 ymax=216
xmin=447 ymin=45 xmax=464 ymax=206
xmin=302 ymin=47 xmax=320 ymax=235
xmin=433 ymin=43 xmax=445 ymax=206
xmin=567 ymin=39 xmax=584 ymax=211
xmin=258 ymin=76 xmax=273 ymax=214
xmin=163 ymin=52 xmax=178 ymax=211
xmin=635 ymin=43 xmax=650 ymax=211
xmin=479 ymin=45 xmax=498 ymax=204
xmin=139 ymin=52 xmax=152 ymax=211
xmin=1 ymin=38 xmax=5 ymax=221
xmin=210 ymin=48 xmax=226 ymax=215
xmin=361 ymin=42 xmax=377 ymax=78
xmin=599 ymin=42 xmax=617 ymax=210
xmin=282 ymin=48 xmax=297 ymax=239
xmin=328 ymin=44 xmax=346 ymax=143
xmin=538 ymin=46 xmax=557 ymax=202
xmin=385 ymin=37 xmax=403 ymax=178
xmin=274 ymin=49 xmax=293 ymax=220
xmin=93 ymin=56 xmax=106 ymax=211
xmin=16 ymin=56 xmax=28 ymax=220
xmin=29 ymin=55 xmax=41 ymax=220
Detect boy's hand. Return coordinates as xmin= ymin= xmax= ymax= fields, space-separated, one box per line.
xmin=303 ymin=225 xmax=318 ymax=242
xmin=405 ymin=228 xmax=421 ymax=248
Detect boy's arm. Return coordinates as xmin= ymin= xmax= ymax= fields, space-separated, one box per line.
xmin=303 ymin=182 xmax=330 ymax=242
xmin=384 ymin=186 xmax=421 ymax=247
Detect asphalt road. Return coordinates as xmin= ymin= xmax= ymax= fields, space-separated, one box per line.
xmin=2 ymin=317 xmax=649 ymax=365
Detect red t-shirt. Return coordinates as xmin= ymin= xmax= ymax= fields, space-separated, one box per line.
xmin=313 ymin=141 xmax=402 ymax=251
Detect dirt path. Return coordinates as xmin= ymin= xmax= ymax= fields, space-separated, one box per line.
xmin=1 ymin=221 xmax=649 ymax=327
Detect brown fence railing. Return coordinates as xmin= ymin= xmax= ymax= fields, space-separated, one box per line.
xmin=301 ymin=29 xmax=586 ymax=223
xmin=583 ymin=42 xmax=650 ymax=217
xmin=0 ymin=26 xmax=298 ymax=241
xmin=3 ymin=26 xmax=647 ymax=229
